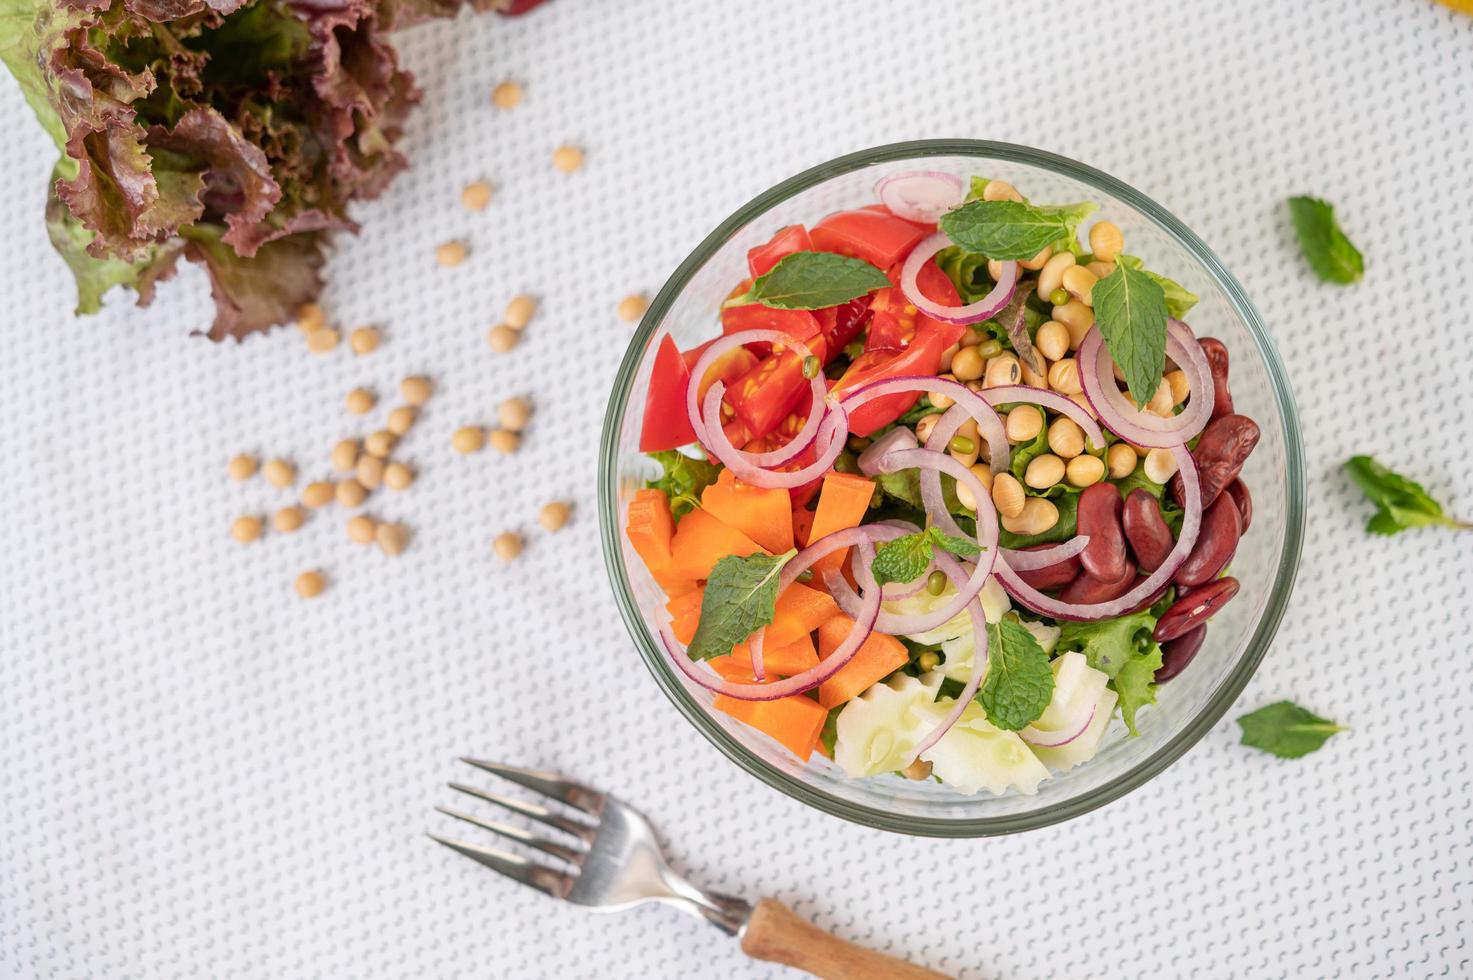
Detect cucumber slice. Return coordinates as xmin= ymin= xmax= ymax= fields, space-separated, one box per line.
xmin=833 ymin=673 xmax=942 ymax=778
xmin=1032 ymin=687 xmax=1118 ymax=772
xmin=915 ymin=700 xmax=1051 ymax=796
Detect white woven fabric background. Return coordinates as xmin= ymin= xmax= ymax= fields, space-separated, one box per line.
xmin=2 ymin=0 xmax=1471 ymax=977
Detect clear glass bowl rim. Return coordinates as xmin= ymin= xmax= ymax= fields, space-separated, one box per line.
xmin=597 ymin=139 xmax=1306 ymax=837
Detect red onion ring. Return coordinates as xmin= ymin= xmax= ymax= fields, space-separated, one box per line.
xmin=685 ymin=329 xmax=826 ymax=467
xmin=906 ymin=549 xmax=989 ymax=761
xmin=703 ymin=383 xmax=848 ymax=489
xmin=979 ymin=385 xmax=1106 ymax=452
xmin=1078 ymin=320 xmax=1214 ymax=448
xmin=875 ymin=171 xmax=963 ymax=224
xmin=1000 ymin=536 xmax=1090 ymax=571
xmin=839 ymin=376 xmax=1010 ymax=475
xmin=994 ymin=445 xmax=1201 ymax=621
xmin=1020 ymin=704 xmax=1096 ymax=747
xmin=900 ymin=232 xmax=1018 ymax=325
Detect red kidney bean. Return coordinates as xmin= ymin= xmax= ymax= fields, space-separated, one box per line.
xmin=1198 ymin=337 xmax=1233 ymax=420
xmin=1013 ymin=544 xmax=1082 ymax=591
xmin=1122 ymin=489 xmax=1174 ymax=572
xmin=1153 ymin=576 xmax=1239 ymax=642
xmin=1224 ymin=478 xmax=1253 ymax=532
xmin=1171 ymin=413 xmax=1261 ymax=509
xmin=1123 ymin=576 xmax=1171 ymax=614
xmin=1156 ymin=625 xmax=1207 ymax=683
xmin=1175 ymin=494 xmax=1243 ymax=587
xmin=1077 ymin=483 xmax=1128 ymax=582
xmin=1059 ymin=559 xmax=1137 ymax=604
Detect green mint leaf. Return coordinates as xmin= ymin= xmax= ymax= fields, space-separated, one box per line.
xmin=1057 ymin=609 xmax=1158 ymax=680
xmin=930 ymin=529 xmax=982 ymax=559
xmin=1287 ymin=196 xmax=1364 ymax=284
xmin=645 ymin=450 xmax=721 ymax=521
xmin=976 ymin=621 xmax=1054 ymax=731
xmin=743 ymin=251 xmax=889 ymax=310
xmin=1343 ymin=455 xmax=1469 ymax=535
xmin=1092 ymin=260 xmax=1169 ymax=407
xmin=870 ymin=532 xmax=935 ymax=587
xmin=1050 ymin=202 xmax=1098 ymax=255
xmin=687 ymin=549 xmax=797 ymax=661
xmin=939 ymin=200 xmax=1096 ymax=260
xmin=1115 ymin=255 xmax=1198 ymax=317
xmin=1112 ymin=643 xmax=1163 ymax=736
xmin=1237 ymin=701 xmax=1345 ymax=759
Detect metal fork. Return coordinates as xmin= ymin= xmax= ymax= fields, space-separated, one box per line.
xmin=430 ymin=759 xmax=951 ymax=980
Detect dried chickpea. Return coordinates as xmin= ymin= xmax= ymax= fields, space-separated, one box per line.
xmin=1144 ymin=448 xmax=1179 ymax=484
xmin=345 ymin=387 xmax=376 ymax=415
xmin=375 ymin=522 xmax=409 ymax=556
xmin=1001 ymin=497 xmax=1059 ymax=536
xmin=617 ymin=294 xmax=648 ymax=322
xmin=950 ymin=345 xmax=985 ymax=382
xmin=1005 ymin=405 xmax=1044 ymax=443
xmin=493 ymin=531 xmax=523 ymax=560
xmin=336 ymin=478 xmax=368 ymax=509
xmin=231 ymin=515 xmax=262 ymax=543
xmin=552 ymin=145 xmax=584 ymax=173
xmin=1020 ymin=355 xmax=1048 ymax=388
xmin=1037 ymin=252 xmax=1077 ymax=302
xmin=1066 ymin=454 xmax=1106 ymax=488
xmin=1061 ymin=265 xmax=1099 ymax=306
xmin=302 ymin=481 xmax=335 ymax=509
xmin=1069 ymin=391 xmax=1098 ymax=420
xmin=435 ymin=241 xmax=467 ymax=267
xmin=497 ymin=397 xmax=531 ymax=431
xmin=1088 ymin=220 xmax=1124 ymax=262
xmin=981 ymin=179 xmax=1022 ymax=202
xmin=1019 ymin=244 xmax=1053 ymax=272
xmin=991 ymin=472 xmax=1027 ymax=519
xmin=1165 ymin=369 xmax=1191 ymax=405
xmin=306 ymin=328 xmax=340 ymax=353
xmin=227 ymin=454 xmax=257 ymax=481
xmin=491 ymin=79 xmax=522 ymax=109
xmin=356 ymin=455 xmax=385 ymax=489
xmin=451 ymin=426 xmax=485 ymax=454
xmin=928 ymin=380 xmax=956 ymax=411
xmin=914 ymin=414 xmax=941 ymax=445
xmin=1035 ymin=321 xmax=1070 ymax=361
xmin=1024 ymin=453 xmax=1066 ymax=490
xmin=384 ymin=462 xmax=414 ymax=491
xmin=937 ymin=344 xmax=959 ymax=374
xmin=273 ymin=506 xmax=305 ymax=533
xmin=1147 ymin=378 xmax=1175 ymax=417
xmin=1047 ymin=358 xmax=1084 ymax=395
xmin=487 ymin=324 xmax=519 ymax=353
xmin=346 ymin=514 xmax=377 ymax=544
xmin=263 ymin=458 xmax=296 ymax=488
xmin=1086 ymin=260 xmax=1116 ymax=280
xmin=461 ymin=181 xmax=493 ymax=211
xmin=1052 ymin=300 xmax=1095 ymax=348
xmin=954 ymin=463 xmax=995 ymax=510
xmin=294 ymin=570 xmax=325 ymax=599
xmin=331 ymin=439 xmax=359 ymax=473
xmin=1132 ymin=442 xmax=1153 ymax=457
xmin=538 ymin=500 xmax=572 ymax=532
xmin=504 ymin=294 xmax=536 ymax=330
xmin=364 ymin=430 xmax=396 ymax=459
xmin=349 ymin=327 xmax=381 ymax=356
xmin=1047 ymin=416 xmax=1086 ymax=458
xmin=296 ymin=302 xmax=325 ymax=334
xmin=984 ymin=352 xmax=1021 ymax=388
xmin=489 ymin=429 xmax=521 ymax=455
xmin=1106 ymin=443 xmax=1138 ymax=478
xmin=386 ymin=405 xmax=417 ymax=436
xmin=985 ymin=259 xmax=1005 ymax=282
xmin=400 ymin=376 xmax=432 ymax=405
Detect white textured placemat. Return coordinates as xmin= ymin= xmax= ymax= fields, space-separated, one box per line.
xmin=2 ymin=1 xmax=1470 ymax=977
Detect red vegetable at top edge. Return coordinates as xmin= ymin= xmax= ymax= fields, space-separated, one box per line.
xmin=639 ymin=335 xmax=697 ymax=453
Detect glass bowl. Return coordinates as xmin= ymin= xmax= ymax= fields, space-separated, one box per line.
xmin=598 ymin=140 xmax=1304 ymax=837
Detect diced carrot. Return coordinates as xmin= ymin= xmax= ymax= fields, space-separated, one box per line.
xmin=626 ymin=489 xmax=698 ymax=595
xmin=731 ymin=633 xmax=819 ymax=677
xmin=666 ymin=507 xmax=767 ymax=581
xmin=807 ymin=472 xmax=876 ymax=575
xmin=792 ymin=505 xmax=816 ymax=548
xmin=767 ymin=583 xmax=839 ymax=647
xmin=713 ymin=693 xmax=827 ymax=760
xmin=665 ymin=589 xmax=704 ymax=645
xmin=815 ymin=614 xmax=908 ymax=709
xmin=708 ymin=654 xmax=759 ymax=681
xmin=699 ymin=469 xmax=794 ymax=554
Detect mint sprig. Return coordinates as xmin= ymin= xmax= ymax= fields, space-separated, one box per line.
xmin=1343 ymin=455 xmax=1470 ymax=535
xmin=939 ymin=200 xmax=1096 ymax=260
xmin=976 ymin=621 xmax=1054 ymax=731
xmin=1092 ymin=259 xmax=1169 ymax=407
xmin=687 ymin=549 xmax=796 ymax=661
xmin=1237 ymin=701 xmax=1345 ymax=759
xmin=645 ymin=450 xmax=721 ymax=521
xmin=1287 ymin=196 xmax=1363 ymax=284
xmin=736 ymin=251 xmax=889 ymax=310
xmin=870 ymin=527 xmax=982 ymax=587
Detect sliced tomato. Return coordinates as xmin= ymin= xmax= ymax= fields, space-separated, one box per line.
xmin=866 ymin=258 xmax=960 ymax=352
xmin=810 ymin=208 xmax=930 ymax=270
xmin=639 ymin=334 xmax=697 ymax=452
xmin=812 ymin=295 xmax=873 ymax=354
xmin=831 ymin=319 xmax=965 ymax=436
xmin=720 ymin=305 xmax=822 ymax=359
xmin=747 ymin=225 xmax=813 ymax=278
xmin=725 ymin=330 xmax=829 ymax=441
xmin=681 ymin=338 xmax=760 ymax=403
xmin=745 ymin=423 xmax=824 ymax=508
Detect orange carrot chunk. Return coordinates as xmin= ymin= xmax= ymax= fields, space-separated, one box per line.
xmin=713 ymin=693 xmax=827 ymax=760
xmin=806 ymin=472 xmax=876 ymax=576
xmin=700 ymin=468 xmax=795 ymax=554
xmin=731 ymin=633 xmax=820 ymax=677
xmin=666 ymin=507 xmax=767 ymax=581
xmin=815 ymin=614 xmax=908 ymax=709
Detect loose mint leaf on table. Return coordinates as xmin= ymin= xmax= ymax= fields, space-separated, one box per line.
xmin=870 ymin=527 xmax=982 ymax=587
xmin=939 ymin=200 xmax=1096 ymax=260
xmin=1287 ymin=196 xmax=1364 ymax=284
xmin=1237 ymin=701 xmax=1345 ymax=759
xmin=1112 ymin=643 xmax=1163 ymax=736
xmin=737 ymin=251 xmax=889 ymax=310
xmin=645 ymin=450 xmax=720 ymax=520
xmin=976 ymin=621 xmax=1054 ymax=731
xmin=1343 ymin=455 xmax=1469 ymax=535
xmin=1092 ymin=260 xmax=1169 ymax=407
xmin=1115 ymin=255 xmax=1198 ymax=318
xmin=687 ymin=549 xmax=797 ymax=661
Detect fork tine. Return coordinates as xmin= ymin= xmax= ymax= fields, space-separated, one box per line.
xmin=447 ymin=781 xmax=593 ymax=839
xmin=426 ymin=834 xmax=574 ymax=900
xmin=458 ymin=759 xmax=606 ymax=816
xmin=434 ymin=805 xmax=587 ymax=865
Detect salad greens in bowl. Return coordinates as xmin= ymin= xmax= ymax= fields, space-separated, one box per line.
xmin=598 ymin=141 xmax=1304 ymax=836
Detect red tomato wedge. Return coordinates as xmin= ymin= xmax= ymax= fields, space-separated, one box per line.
xmin=810 ymin=208 xmax=929 ymax=270
xmin=747 ymin=224 xmax=813 ymax=278
xmin=720 ymin=305 xmax=822 ymax=359
xmin=831 ymin=318 xmax=965 ymax=436
xmin=866 ymin=258 xmax=960 ymax=352
xmin=639 ymin=334 xmax=697 ymax=452
xmin=681 ymin=338 xmax=760 ymax=404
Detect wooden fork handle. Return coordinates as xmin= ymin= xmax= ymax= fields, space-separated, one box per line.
xmin=739 ymin=897 xmax=952 ymax=979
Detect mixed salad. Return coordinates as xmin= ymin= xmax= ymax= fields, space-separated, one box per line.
xmin=625 ymin=171 xmax=1260 ymax=796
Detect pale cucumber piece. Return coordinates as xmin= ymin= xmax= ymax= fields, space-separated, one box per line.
xmin=1030 ymin=651 xmax=1108 ymax=734
xmin=915 ymin=700 xmax=1051 ymax=796
xmin=1022 ymin=620 xmax=1061 ymax=656
xmin=1032 ymin=687 xmax=1118 ymax=772
xmin=886 ymin=576 xmax=1010 ymax=650
xmin=833 ymin=673 xmax=942 ymax=778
